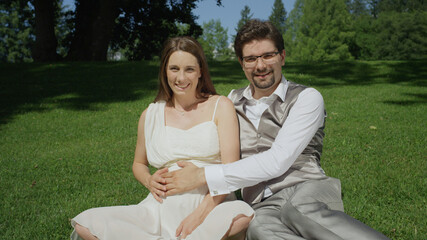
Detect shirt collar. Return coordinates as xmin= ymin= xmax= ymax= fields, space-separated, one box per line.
xmin=242 ymin=75 xmax=287 ymax=102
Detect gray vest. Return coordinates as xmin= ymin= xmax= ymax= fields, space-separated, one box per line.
xmin=229 ymin=81 xmax=327 ymax=205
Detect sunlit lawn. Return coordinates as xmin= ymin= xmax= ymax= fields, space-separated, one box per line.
xmin=0 ymin=60 xmax=426 ymax=239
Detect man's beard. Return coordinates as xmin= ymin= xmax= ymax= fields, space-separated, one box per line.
xmin=252 ymin=70 xmax=276 ymax=89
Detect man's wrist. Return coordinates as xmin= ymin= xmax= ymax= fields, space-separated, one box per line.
xmin=205 ymin=164 xmax=231 ymax=196
xmin=197 ymin=167 xmax=207 ymax=187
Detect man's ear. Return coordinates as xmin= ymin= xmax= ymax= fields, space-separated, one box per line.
xmin=281 ymin=50 xmax=286 ymax=66
xmin=238 ymin=58 xmax=244 ymax=69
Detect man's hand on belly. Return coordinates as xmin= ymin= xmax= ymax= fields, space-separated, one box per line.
xmin=163 ymin=161 xmax=206 ymax=196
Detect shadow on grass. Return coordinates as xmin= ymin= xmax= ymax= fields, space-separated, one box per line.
xmin=383 ymin=92 xmax=427 ymax=106
xmin=285 ymin=59 xmax=427 ymax=87
xmin=1 ymin=59 xmax=426 ymax=125
xmin=0 ymin=62 xmax=159 ymax=125
xmin=208 ymin=60 xmax=246 ymax=85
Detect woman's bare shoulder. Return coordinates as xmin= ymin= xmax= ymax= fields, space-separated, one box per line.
xmin=209 ymin=95 xmax=235 ymax=121
xmin=216 ymin=95 xmax=235 ymax=109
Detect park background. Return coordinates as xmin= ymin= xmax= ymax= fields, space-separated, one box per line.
xmin=1 ymin=0 xmax=426 ymax=239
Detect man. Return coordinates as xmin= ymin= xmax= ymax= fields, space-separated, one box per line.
xmin=163 ymin=19 xmax=389 ymax=239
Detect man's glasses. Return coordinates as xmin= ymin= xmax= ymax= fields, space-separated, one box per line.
xmin=242 ymin=51 xmax=280 ymax=68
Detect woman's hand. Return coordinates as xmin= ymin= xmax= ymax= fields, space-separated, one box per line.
xmin=175 ymin=209 xmax=205 ymax=239
xmin=146 ymin=168 xmax=168 ymax=203
xmin=175 ymin=193 xmax=223 ymax=239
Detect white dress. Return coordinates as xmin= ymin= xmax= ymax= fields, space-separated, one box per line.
xmin=71 ymin=99 xmax=254 ymax=240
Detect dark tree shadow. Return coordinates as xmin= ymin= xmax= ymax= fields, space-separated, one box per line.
xmin=0 ymin=62 xmax=159 ymax=125
xmin=383 ymin=93 xmax=427 ymax=106
xmin=285 ymin=59 xmax=427 ymax=87
xmin=1 ymin=59 xmax=426 ymax=125
xmin=208 ymin=60 xmax=246 ymax=84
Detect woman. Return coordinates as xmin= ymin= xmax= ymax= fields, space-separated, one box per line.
xmin=70 ymin=36 xmax=253 ymax=240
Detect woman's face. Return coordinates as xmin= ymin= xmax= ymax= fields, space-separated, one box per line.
xmin=166 ymin=50 xmax=201 ymax=97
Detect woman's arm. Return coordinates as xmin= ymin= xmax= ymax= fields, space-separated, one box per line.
xmin=176 ymin=96 xmax=240 ymax=239
xmin=215 ymin=96 xmax=240 ymax=165
xmin=132 ymin=109 xmax=167 ymax=203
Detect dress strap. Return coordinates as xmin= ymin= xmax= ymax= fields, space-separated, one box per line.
xmin=211 ymin=96 xmax=222 ymax=121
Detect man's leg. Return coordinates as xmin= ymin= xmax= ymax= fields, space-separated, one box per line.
xmin=281 ymin=177 xmax=390 ymax=240
xmin=246 ymin=188 xmax=305 ymax=240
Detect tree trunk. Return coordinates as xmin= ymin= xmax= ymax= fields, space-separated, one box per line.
xmin=91 ymin=1 xmax=119 ymax=60
xmin=32 ymin=0 xmax=60 ymax=61
xmin=66 ymin=0 xmax=119 ymax=61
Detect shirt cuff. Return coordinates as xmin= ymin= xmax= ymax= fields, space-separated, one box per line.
xmin=204 ymin=164 xmax=230 ymax=196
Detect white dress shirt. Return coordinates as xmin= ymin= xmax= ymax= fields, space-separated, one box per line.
xmin=205 ymin=76 xmax=326 ymax=196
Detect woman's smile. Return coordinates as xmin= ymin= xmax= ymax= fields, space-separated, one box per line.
xmin=175 ymin=82 xmax=190 ymax=91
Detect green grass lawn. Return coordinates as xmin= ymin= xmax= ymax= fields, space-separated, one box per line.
xmin=0 ymin=60 xmax=426 ymax=239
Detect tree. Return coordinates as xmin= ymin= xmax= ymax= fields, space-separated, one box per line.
xmin=32 ymin=0 xmax=61 ymax=61
xmin=344 ymin=0 xmax=369 ymax=58
xmin=356 ymin=11 xmax=427 ymax=60
xmin=289 ymin=0 xmax=355 ymax=61
xmin=1 ymin=0 xmax=223 ymax=62
xmin=283 ymin=0 xmax=305 ymax=57
xmin=269 ymin=0 xmax=287 ymax=35
xmin=109 ymin=0 xmax=203 ymax=61
xmin=235 ymin=5 xmax=253 ymax=34
xmin=67 ymin=0 xmax=223 ymax=61
xmin=351 ymin=0 xmax=427 ymax=59
xmin=0 ymin=0 xmax=74 ymax=62
xmin=368 ymin=0 xmax=426 ymax=17
xmin=65 ymin=0 xmax=224 ymax=61
xmin=64 ymin=0 xmax=121 ymax=61
xmin=55 ymin=2 xmax=74 ymax=58
xmin=198 ymin=19 xmax=231 ymax=60
xmin=377 ymin=0 xmax=426 ymax=12
xmin=0 ymin=0 xmax=34 ymax=62
xmin=346 ymin=0 xmax=368 ymax=17
xmin=368 ymin=0 xmax=380 ymax=18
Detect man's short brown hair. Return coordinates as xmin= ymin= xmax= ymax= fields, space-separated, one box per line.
xmin=234 ymin=19 xmax=284 ymax=60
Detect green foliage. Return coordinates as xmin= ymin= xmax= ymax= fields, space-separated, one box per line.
xmin=55 ymin=2 xmax=74 ymax=58
xmin=375 ymin=11 xmax=427 ymax=60
xmin=346 ymin=0 xmax=368 ymax=17
xmin=0 ymin=0 xmax=74 ymax=62
xmin=376 ymin=0 xmax=426 ymax=13
xmin=110 ymin=0 xmax=203 ymax=60
xmin=368 ymin=0 xmax=426 ymax=17
xmin=287 ymin=0 xmax=354 ymax=61
xmin=283 ymin=0 xmax=305 ymax=57
xmin=286 ymin=0 xmax=426 ymax=61
xmin=368 ymin=0 xmax=381 ymax=17
xmin=235 ymin=5 xmax=253 ymax=34
xmin=354 ymin=11 xmax=427 ymax=60
xmin=198 ymin=19 xmax=232 ymax=61
xmin=3 ymin=0 xmax=426 ymax=62
xmin=176 ymin=22 xmax=191 ymax=36
xmin=269 ymin=0 xmax=287 ymax=35
xmin=0 ymin=60 xmax=426 ymax=239
xmin=0 ymin=1 xmax=33 ymax=62
xmin=1 ymin=0 xmax=216 ymax=61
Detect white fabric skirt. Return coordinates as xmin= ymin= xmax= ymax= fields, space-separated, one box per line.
xmin=71 ymin=185 xmax=253 ymax=240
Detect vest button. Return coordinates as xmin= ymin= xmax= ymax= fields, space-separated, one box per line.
xmin=257 ymin=133 xmax=261 ymax=138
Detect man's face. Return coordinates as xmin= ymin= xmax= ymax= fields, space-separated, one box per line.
xmin=240 ymin=39 xmax=285 ymax=99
